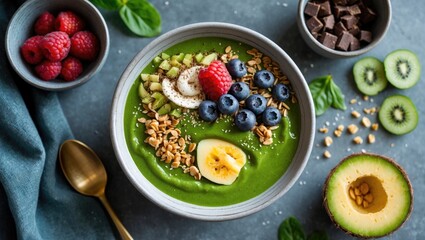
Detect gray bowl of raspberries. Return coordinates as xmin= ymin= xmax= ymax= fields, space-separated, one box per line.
xmin=5 ymin=0 xmax=109 ymax=91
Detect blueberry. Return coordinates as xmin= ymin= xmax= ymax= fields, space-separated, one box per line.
xmin=262 ymin=107 xmax=282 ymax=126
xmin=228 ymin=82 xmax=250 ymax=101
xmin=198 ymin=100 xmax=218 ymax=122
xmin=272 ymin=83 xmax=290 ymax=102
xmin=245 ymin=94 xmax=267 ymax=115
xmin=226 ymin=59 xmax=247 ymax=78
xmin=254 ymin=70 xmax=275 ymax=88
xmin=217 ymin=94 xmax=239 ymax=115
xmin=234 ymin=109 xmax=256 ymax=131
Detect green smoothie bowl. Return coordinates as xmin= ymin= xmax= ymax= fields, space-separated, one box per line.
xmin=111 ymin=22 xmax=315 ymax=221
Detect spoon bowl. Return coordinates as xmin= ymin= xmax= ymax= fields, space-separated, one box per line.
xmin=59 ymin=139 xmax=133 ymax=240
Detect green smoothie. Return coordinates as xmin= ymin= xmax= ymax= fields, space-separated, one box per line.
xmin=124 ymin=37 xmax=301 ymax=206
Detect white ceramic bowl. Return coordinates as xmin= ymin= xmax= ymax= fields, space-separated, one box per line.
xmin=5 ymin=0 xmax=109 ymax=91
xmin=110 ymin=22 xmax=315 ymax=221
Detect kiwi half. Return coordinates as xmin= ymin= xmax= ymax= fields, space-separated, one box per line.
xmin=353 ymin=57 xmax=388 ymax=96
xmin=379 ymin=95 xmax=418 ymax=135
xmin=384 ymin=49 xmax=421 ymax=89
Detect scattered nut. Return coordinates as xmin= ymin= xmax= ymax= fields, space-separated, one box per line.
xmin=347 ymin=124 xmax=359 ymax=134
xmin=337 ymin=124 xmax=344 ymax=131
xmin=367 ymin=134 xmax=376 ymax=144
xmin=361 ymin=117 xmax=371 ymax=128
xmin=324 ymin=136 xmax=333 ymax=147
xmin=353 ymin=136 xmax=363 ymax=144
xmin=351 ymin=110 xmax=361 ymax=118
xmin=323 ymin=150 xmax=331 ymax=159
xmin=319 ymin=127 xmax=329 ymax=133
xmin=334 ymin=129 xmax=342 ymax=137
xmin=350 ymin=98 xmax=357 ymax=104
xmin=371 ymin=123 xmax=379 ymax=131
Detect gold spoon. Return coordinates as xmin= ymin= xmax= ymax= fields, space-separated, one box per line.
xmin=59 ymin=139 xmax=133 ymax=240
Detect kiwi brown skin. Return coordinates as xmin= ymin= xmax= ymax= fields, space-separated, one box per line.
xmin=323 ymin=153 xmax=413 ymax=239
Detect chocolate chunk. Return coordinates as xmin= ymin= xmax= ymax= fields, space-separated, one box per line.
xmin=341 ymin=15 xmax=359 ymax=29
xmin=304 ymin=2 xmax=321 ymax=17
xmin=348 ymin=4 xmax=362 ymax=15
xmin=320 ymin=32 xmax=338 ymax=49
xmin=311 ymin=32 xmax=322 ymax=39
xmin=306 ymin=16 xmax=324 ymax=33
xmin=332 ymin=0 xmax=347 ymax=5
xmin=334 ymin=21 xmax=347 ymax=36
xmin=334 ymin=6 xmax=348 ymax=19
xmin=318 ymin=1 xmax=332 ymax=17
xmin=336 ymin=31 xmax=353 ymax=51
xmin=361 ymin=7 xmax=377 ymax=23
xmin=350 ymin=37 xmax=360 ymax=51
xmin=348 ymin=24 xmax=360 ymax=36
xmin=322 ymin=14 xmax=335 ymax=30
xmin=359 ymin=30 xmax=372 ymax=43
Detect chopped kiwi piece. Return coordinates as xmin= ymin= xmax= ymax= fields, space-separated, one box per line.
xmin=171 ymin=53 xmax=185 ymax=62
xmin=149 ymin=82 xmax=162 ymax=92
xmin=153 ymin=56 xmax=162 ymax=65
xmin=138 ymin=82 xmax=150 ymax=98
xmin=201 ymin=53 xmax=217 ymax=65
xmin=183 ymin=54 xmax=193 ymax=67
xmin=161 ymin=52 xmax=170 ymax=60
xmin=384 ymin=49 xmax=421 ymax=89
xmin=159 ymin=60 xmax=171 ymax=71
xmin=149 ymin=74 xmax=160 ymax=82
xmin=378 ymin=94 xmax=418 ymax=135
xmin=140 ymin=73 xmax=150 ymax=82
xmin=141 ymin=97 xmax=152 ymax=104
xmin=166 ymin=66 xmax=180 ymax=79
xmin=353 ymin=57 xmax=388 ymax=96
xmin=195 ymin=52 xmax=204 ymax=63
xmin=151 ymin=92 xmax=167 ymax=110
xmin=324 ymin=153 xmax=412 ymax=238
xmin=170 ymin=59 xmax=181 ymax=67
xmin=157 ymin=103 xmax=172 ymax=115
xmin=169 ymin=108 xmax=182 ymax=117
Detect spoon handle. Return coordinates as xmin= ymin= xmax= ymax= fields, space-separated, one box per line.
xmin=98 ymin=193 xmax=133 ymax=240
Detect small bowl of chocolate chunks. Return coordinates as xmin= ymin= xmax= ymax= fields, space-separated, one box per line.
xmin=297 ymin=0 xmax=391 ymax=58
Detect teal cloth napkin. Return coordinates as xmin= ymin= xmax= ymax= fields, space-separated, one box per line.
xmin=0 ymin=1 xmax=115 ymax=239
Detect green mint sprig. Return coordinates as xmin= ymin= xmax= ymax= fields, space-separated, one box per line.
xmin=308 ymin=75 xmax=346 ymax=116
xmin=278 ymin=216 xmax=328 ymax=240
xmin=90 ymin=0 xmax=161 ymax=37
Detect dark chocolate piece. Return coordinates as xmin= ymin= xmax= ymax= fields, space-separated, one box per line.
xmin=334 ymin=21 xmax=347 ymax=36
xmin=304 ymin=2 xmax=321 ymax=17
xmin=349 ymin=37 xmax=360 ymax=51
xmin=336 ymin=31 xmax=353 ymax=51
xmin=306 ymin=16 xmax=324 ymax=33
xmin=332 ymin=0 xmax=347 ymax=5
xmin=334 ymin=6 xmax=348 ymax=19
xmin=348 ymin=24 xmax=360 ymax=36
xmin=359 ymin=30 xmax=372 ymax=42
xmin=311 ymin=32 xmax=321 ymax=39
xmin=341 ymin=15 xmax=359 ymax=29
xmin=320 ymin=32 xmax=338 ymax=49
xmin=361 ymin=7 xmax=377 ymax=23
xmin=348 ymin=4 xmax=362 ymax=15
xmin=318 ymin=1 xmax=332 ymax=17
xmin=322 ymin=14 xmax=335 ymax=30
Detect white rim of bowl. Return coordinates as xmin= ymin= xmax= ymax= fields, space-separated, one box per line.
xmin=110 ymin=22 xmax=315 ymax=221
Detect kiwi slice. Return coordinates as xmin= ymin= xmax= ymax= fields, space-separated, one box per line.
xmin=353 ymin=57 xmax=388 ymax=96
xmin=384 ymin=49 xmax=421 ymax=89
xmin=379 ymin=95 xmax=418 ymax=135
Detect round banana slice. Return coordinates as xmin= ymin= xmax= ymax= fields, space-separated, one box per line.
xmin=197 ymin=139 xmax=247 ymax=185
xmin=162 ymin=77 xmax=204 ymax=109
xmin=177 ymin=66 xmax=202 ymax=96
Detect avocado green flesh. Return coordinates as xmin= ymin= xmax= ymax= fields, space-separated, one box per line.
xmin=326 ymin=154 xmax=412 ymax=237
xmin=124 ymin=37 xmax=301 ymax=206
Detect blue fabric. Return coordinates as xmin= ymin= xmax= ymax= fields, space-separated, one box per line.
xmin=0 ymin=1 xmax=115 ymax=239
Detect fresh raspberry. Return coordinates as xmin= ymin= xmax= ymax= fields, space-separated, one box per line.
xmin=34 ymin=12 xmax=55 ymax=35
xmin=70 ymin=31 xmax=99 ymax=61
xmin=60 ymin=56 xmax=83 ymax=81
xmin=55 ymin=11 xmax=85 ymax=36
xmin=20 ymin=36 xmax=44 ymax=64
xmin=35 ymin=60 xmax=62 ymax=81
xmin=40 ymin=31 xmax=71 ymax=61
xmin=198 ymin=60 xmax=233 ymax=101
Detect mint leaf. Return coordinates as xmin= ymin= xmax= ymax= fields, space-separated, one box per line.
xmin=278 ymin=217 xmax=306 ymax=240
xmin=90 ymin=0 xmax=122 ymax=10
xmin=307 ymin=231 xmax=329 ymax=240
xmin=308 ymin=75 xmax=346 ymax=116
xmin=329 ymin=80 xmax=346 ymax=110
xmin=119 ymin=0 xmax=161 ymax=37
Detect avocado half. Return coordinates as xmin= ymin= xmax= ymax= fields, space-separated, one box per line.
xmin=324 ymin=153 xmax=413 ymax=238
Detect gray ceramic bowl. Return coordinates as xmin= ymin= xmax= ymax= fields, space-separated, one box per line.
xmin=5 ymin=0 xmax=109 ymax=91
xmin=297 ymin=0 xmax=391 ymax=58
xmin=111 ymin=22 xmax=315 ymax=221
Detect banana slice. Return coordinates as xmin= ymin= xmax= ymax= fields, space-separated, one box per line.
xmin=177 ymin=66 xmax=202 ymax=96
xmin=197 ymin=139 xmax=247 ymax=185
xmin=162 ymin=77 xmax=204 ymax=109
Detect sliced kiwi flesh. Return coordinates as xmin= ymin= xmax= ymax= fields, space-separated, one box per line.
xmin=379 ymin=95 xmax=418 ymax=135
xmin=384 ymin=49 xmax=421 ymax=89
xmin=353 ymin=57 xmax=388 ymax=96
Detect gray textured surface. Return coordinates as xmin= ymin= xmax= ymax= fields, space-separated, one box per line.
xmin=58 ymin=0 xmax=424 ymax=239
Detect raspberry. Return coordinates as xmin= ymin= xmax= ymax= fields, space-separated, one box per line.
xmin=60 ymin=57 xmax=83 ymax=81
xmin=34 ymin=12 xmax=55 ymax=35
xmin=20 ymin=36 xmax=44 ymax=64
xmin=198 ymin=60 xmax=233 ymax=101
xmin=35 ymin=60 xmax=62 ymax=81
xmin=40 ymin=31 xmax=71 ymax=61
xmin=70 ymin=31 xmax=99 ymax=61
xmin=55 ymin=11 xmax=85 ymax=36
